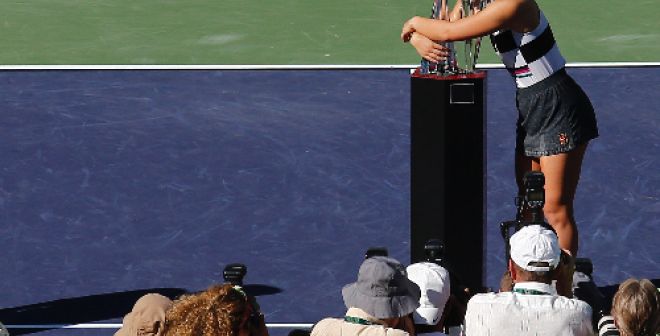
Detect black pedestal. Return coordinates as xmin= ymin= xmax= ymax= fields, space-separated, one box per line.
xmin=410 ymin=69 xmax=487 ymax=291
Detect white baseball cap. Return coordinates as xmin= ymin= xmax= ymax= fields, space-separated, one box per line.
xmin=510 ymin=225 xmax=561 ymax=272
xmin=406 ymin=262 xmax=451 ymax=325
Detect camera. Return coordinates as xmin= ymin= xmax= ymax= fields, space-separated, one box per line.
xmin=500 ymin=171 xmax=548 ymax=259
xmin=423 ymin=239 xmax=444 ymax=264
xmin=521 ymin=171 xmax=545 ymax=223
xmin=223 ymin=263 xmax=248 ymax=285
xmin=365 ymin=247 xmax=389 ymax=259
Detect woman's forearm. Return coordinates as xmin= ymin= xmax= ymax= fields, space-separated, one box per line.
xmin=409 ymin=0 xmax=514 ymax=42
xmin=408 ymin=16 xmax=452 ymax=41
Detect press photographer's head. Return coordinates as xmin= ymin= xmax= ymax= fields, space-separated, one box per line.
xmin=162 ymin=283 xmax=268 ymax=336
xmin=508 ymin=225 xmax=561 ymax=284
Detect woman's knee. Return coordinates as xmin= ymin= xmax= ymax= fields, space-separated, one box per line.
xmin=543 ymin=202 xmax=573 ymax=225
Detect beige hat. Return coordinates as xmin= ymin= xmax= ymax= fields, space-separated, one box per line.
xmin=114 ymin=293 xmax=173 ymax=336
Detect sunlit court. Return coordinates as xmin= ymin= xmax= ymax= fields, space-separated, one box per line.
xmin=0 ymin=1 xmax=658 ymax=335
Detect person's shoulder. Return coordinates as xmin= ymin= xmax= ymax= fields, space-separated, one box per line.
xmin=310 ymin=317 xmax=343 ymax=336
xmin=552 ymin=295 xmax=593 ymax=314
xmin=464 ymin=291 xmax=517 ymax=318
xmin=467 ymin=291 xmax=513 ymax=305
xmin=384 ymin=327 xmax=409 ymax=336
xmin=312 ymin=317 xmax=343 ymax=328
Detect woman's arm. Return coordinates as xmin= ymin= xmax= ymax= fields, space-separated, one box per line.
xmin=402 ymin=0 xmax=523 ymax=42
xmin=409 ymin=32 xmax=451 ymax=62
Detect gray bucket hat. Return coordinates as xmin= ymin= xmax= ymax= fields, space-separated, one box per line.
xmin=342 ymin=256 xmax=421 ymax=319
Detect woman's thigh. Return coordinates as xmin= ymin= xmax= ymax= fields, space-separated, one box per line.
xmin=539 ymin=143 xmax=588 ymax=208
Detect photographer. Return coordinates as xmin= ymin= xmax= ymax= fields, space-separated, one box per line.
xmin=406 ymin=262 xmax=452 ymax=336
xmin=464 ymin=225 xmax=593 ymax=336
xmin=408 ymin=239 xmax=469 ymax=335
xmin=161 ymin=263 xmax=268 ymax=336
xmin=500 ymin=171 xmax=574 ymax=298
xmin=311 ymin=256 xmax=420 ymax=336
xmin=161 ymin=283 xmax=268 ymax=336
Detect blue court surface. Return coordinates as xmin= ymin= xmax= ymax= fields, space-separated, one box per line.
xmin=0 ymin=67 xmax=658 ymax=335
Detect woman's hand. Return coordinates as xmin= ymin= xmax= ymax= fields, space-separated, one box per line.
xmin=409 ymin=33 xmax=449 ymax=63
xmin=401 ymin=17 xmax=419 ymax=42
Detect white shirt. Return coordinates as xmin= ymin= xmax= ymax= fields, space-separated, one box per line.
xmin=463 ymin=282 xmax=594 ymax=336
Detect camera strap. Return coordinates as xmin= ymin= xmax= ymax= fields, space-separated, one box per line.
xmin=513 ymin=288 xmax=550 ymax=296
xmin=344 ymin=316 xmax=380 ymax=326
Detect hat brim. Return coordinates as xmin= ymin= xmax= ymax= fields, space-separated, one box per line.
xmin=412 ymin=307 xmax=441 ymax=325
xmin=342 ymin=282 xmax=420 ymax=319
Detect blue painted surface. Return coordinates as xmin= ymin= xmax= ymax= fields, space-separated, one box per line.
xmin=0 ymin=68 xmax=658 ymax=335
xmin=0 ymin=70 xmax=411 ymax=329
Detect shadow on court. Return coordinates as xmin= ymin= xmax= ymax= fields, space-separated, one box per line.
xmin=0 ymin=288 xmax=186 ymax=335
xmin=1 ymin=284 xmax=282 ymax=335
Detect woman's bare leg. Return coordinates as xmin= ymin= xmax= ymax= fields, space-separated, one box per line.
xmin=515 ymin=143 xmax=588 ymax=256
xmin=538 ymin=143 xmax=588 ymax=256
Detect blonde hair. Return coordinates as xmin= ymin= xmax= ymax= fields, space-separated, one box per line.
xmin=611 ymin=278 xmax=659 ymax=336
xmin=162 ymin=284 xmax=252 ymax=336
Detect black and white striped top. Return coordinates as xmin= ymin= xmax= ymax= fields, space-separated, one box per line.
xmin=490 ymin=11 xmax=565 ymax=88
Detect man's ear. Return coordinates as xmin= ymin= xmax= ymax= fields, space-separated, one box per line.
xmin=508 ymin=259 xmax=517 ymax=282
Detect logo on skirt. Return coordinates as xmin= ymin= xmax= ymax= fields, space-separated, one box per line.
xmin=558 ymin=133 xmax=569 ymax=147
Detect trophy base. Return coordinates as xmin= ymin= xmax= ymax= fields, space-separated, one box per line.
xmin=411 ymin=67 xmax=487 ymax=80
xmin=410 ymin=68 xmax=487 ymax=291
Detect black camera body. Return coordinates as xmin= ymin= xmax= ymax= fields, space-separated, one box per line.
xmin=500 ymin=171 xmax=549 ymax=260
xmin=521 ymin=171 xmax=545 ymax=223
xmin=365 ymin=247 xmax=389 ymax=259
xmin=423 ymin=239 xmax=444 ymax=264
xmin=223 ymin=263 xmax=248 ymax=285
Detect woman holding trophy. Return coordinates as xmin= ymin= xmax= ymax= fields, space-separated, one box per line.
xmin=401 ymin=0 xmax=599 ymax=261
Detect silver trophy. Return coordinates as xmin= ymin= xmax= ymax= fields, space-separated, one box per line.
xmin=460 ymin=0 xmax=490 ymax=72
xmin=420 ymin=0 xmax=455 ymax=74
xmin=420 ymin=0 xmax=489 ymax=75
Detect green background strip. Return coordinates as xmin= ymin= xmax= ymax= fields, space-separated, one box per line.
xmin=0 ymin=0 xmax=658 ymax=65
